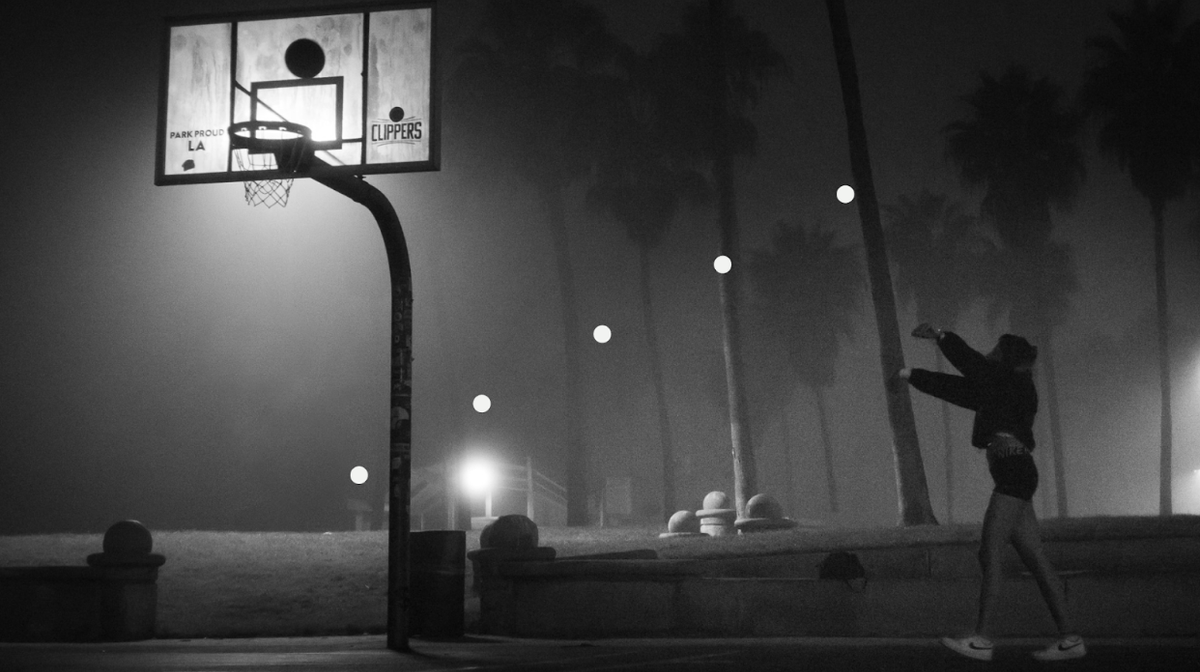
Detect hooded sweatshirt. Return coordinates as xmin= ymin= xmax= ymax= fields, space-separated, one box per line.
xmin=907 ymin=331 xmax=1038 ymax=450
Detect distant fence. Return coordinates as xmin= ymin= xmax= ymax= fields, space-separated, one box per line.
xmin=409 ymin=456 xmax=567 ymax=530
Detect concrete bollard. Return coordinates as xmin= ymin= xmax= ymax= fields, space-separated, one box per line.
xmin=479 ymin=514 xmax=539 ymax=550
xmin=696 ymin=491 xmax=737 ymax=537
xmin=82 ymin=520 xmax=166 ymax=642
xmin=659 ymin=510 xmax=706 ymax=538
xmin=467 ymin=516 xmax=556 ymax=635
xmin=734 ymin=493 xmax=799 ymax=534
xmin=409 ymin=530 xmax=466 ymax=637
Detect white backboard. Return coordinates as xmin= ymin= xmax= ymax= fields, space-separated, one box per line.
xmin=156 ymin=2 xmax=437 ymax=185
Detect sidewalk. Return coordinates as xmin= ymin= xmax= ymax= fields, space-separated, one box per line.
xmin=1 ymin=635 xmax=1196 ymax=671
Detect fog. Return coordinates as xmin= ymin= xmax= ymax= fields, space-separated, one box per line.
xmin=2 ymin=0 xmax=1199 ymax=534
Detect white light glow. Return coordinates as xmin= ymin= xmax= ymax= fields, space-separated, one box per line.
xmin=593 ymin=325 xmax=612 ymax=343
xmin=473 ymin=394 xmax=491 ymax=413
xmin=837 ymin=185 xmax=855 ymax=204
xmin=714 ymin=255 xmax=732 ymax=274
xmin=350 ymin=466 xmax=368 ymax=484
xmin=461 ymin=457 xmax=497 ymax=496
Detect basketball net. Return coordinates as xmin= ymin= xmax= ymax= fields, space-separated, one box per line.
xmin=228 ymin=122 xmax=313 ymax=208
xmin=233 ymin=149 xmax=295 ymax=208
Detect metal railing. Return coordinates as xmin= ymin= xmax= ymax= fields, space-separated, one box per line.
xmin=408 ymin=456 xmax=566 ymax=529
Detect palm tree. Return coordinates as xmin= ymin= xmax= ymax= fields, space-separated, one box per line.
xmin=738 ymin=310 xmax=802 ymax=513
xmin=945 ymin=65 xmax=1086 ymax=517
xmin=884 ymin=190 xmax=981 ymax=523
xmin=945 ymin=68 xmax=1086 ymax=251
xmin=747 ymin=220 xmax=863 ymax=514
xmin=1081 ymin=0 xmax=1200 ymax=516
xmin=585 ymin=47 xmax=711 ymax=517
xmin=450 ymin=0 xmax=624 ymax=525
xmin=643 ymin=0 xmax=784 ymax=517
xmin=826 ymin=0 xmax=939 ymax=526
xmin=707 ymin=0 xmax=753 ymax=519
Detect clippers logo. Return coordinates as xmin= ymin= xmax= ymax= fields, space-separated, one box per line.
xmin=370 ymin=118 xmax=423 ymax=145
xmin=371 ymin=106 xmax=423 ymax=147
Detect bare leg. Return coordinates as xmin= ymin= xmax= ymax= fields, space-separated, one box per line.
xmin=1011 ymin=501 xmax=1076 ymax=635
xmin=975 ymin=491 xmax=1024 ymax=637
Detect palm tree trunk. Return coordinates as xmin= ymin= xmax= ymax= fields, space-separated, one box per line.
xmin=1152 ymin=200 xmax=1173 ymax=516
xmin=709 ymin=0 xmax=757 ymax=518
xmin=814 ymin=387 xmax=839 ymax=512
xmin=1039 ymin=333 xmax=1069 ymax=518
xmin=936 ymin=349 xmax=954 ymax=524
xmin=1193 ymin=207 xmax=1200 ymax=280
xmin=542 ymin=183 xmax=589 ymax=526
xmin=825 ymin=0 xmax=937 ymax=526
xmin=780 ymin=402 xmax=798 ymax=516
xmin=637 ymin=245 xmax=677 ymax=516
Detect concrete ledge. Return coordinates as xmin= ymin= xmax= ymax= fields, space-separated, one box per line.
xmin=0 ymin=567 xmax=106 ymax=642
xmin=0 ymin=564 xmax=162 ymax=642
xmin=471 ymin=535 xmax=1200 ymax=639
xmin=0 ymin=522 xmax=165 ymax=644
xmin=1073 ymin=572 xmax=1200 ymax=637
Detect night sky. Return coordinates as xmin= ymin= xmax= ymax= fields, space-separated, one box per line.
xmin=2 ymin=0 xmax=1199 ymax=535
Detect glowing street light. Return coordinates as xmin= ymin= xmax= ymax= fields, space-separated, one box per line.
xmin=350 ymin=466 xmax=369 ymax=484
xmin=713 ymin=255 xmax=732 ymax=274
xmin=461 ymin=456 xmax=498 ymax=517
xmin=837 ymin=184 xmax=855 ymax=204
xmin=593 ymin=325 xmax=612 ymax=343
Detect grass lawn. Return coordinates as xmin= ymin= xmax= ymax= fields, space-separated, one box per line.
xmin=2 ymin=515 xmax=1197 ymax=638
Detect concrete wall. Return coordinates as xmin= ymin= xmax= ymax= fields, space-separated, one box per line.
xmin=472 ymin=536 xmax=1200 ymax=638
xmin=0 ymin=565 xmax=161 ymax=642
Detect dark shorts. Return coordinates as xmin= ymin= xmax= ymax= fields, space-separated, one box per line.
xmin=985 ymin=435 xmax=1038 ymax=501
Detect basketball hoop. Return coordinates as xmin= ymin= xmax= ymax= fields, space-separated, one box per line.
xmin=229 ymin=121 xmax=313 ymax=208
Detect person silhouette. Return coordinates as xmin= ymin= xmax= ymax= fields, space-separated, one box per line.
xmin=898 ymin=323 xmax=1085 ymax=662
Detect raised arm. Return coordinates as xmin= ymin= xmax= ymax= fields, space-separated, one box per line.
xmin=936 ymin=331 xmax=992 ymax=381
xmin=906 ymin=369 xmax=979 ymax=411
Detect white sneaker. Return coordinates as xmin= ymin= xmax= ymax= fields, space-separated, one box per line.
xmin=1033 ymin=635 xmax=1086 ymax=661
xmin=941 ymin=635 xmax=994 ymax=662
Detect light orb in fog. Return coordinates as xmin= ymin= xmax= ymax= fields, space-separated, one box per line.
xmin=713 ymin=255 xmax=732 ymax=274
xmin=461 ymin=457 xmax=497 ymax=496
xmin=837 ymin=185 xmax=855 ymax=203
xmin=473 ymin=394 xmax=492 ymax=413
xmin=350 ymin=466 xmax=369 ymax=484
xmin=593 ymin=325 xmax=612 ymax=343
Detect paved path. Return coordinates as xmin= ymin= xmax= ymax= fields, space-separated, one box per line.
xmin=2 ymin=635 xmax=1196 ymax=671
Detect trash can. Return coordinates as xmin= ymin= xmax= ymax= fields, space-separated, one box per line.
xmin=408 ymin=530 xmax=465 ymax=637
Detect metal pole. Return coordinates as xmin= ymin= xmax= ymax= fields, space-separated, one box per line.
xmin=445 ymin=455 xmax=457 ymax=529
xmin=312 ymin=169 xmax=413 ymax=652
xmin=526 ymin=456 xmax=535 ymax=521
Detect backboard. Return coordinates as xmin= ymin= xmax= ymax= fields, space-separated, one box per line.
xmin=156 ymin=2 xmax=437 ymax=186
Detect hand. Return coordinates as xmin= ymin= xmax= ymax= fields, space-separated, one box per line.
xmin=911 ymin=323 xmax=941 ymax=340
xmin=887 ymin=368 xmax=911 ymax=391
